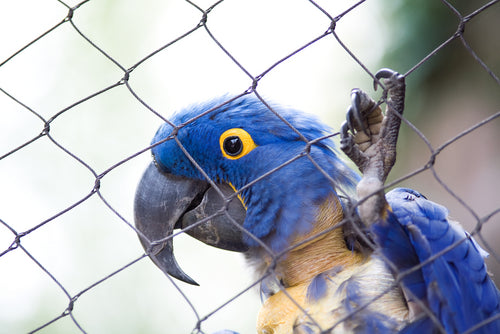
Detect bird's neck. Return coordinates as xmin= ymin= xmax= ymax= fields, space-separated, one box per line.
xmin=275 ymin=196 xmax=365 ymax=287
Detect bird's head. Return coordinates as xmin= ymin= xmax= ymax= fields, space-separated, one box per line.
xmin=134 ymin=95 xmax=360 ymax=284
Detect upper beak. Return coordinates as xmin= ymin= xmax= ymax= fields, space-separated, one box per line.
xmin=134 ymin=162 xmax=248 ymax=285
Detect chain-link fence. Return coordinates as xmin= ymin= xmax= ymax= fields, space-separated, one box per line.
xmin=1 ymin=0 xmax=499 ymax=333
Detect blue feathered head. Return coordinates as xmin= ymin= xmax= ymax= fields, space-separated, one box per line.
xmin=149 ymin=95 xmax=359 ymax=254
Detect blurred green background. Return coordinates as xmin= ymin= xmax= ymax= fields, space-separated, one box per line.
xmin=0 ymin=0 xmax=498 ymax=333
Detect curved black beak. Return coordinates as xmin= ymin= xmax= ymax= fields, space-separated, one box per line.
xmin=134 ymin=162 xmax=247 ymax=285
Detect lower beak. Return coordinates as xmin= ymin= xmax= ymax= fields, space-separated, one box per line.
xmin=134 ymin=162 xmax=247 ymax=285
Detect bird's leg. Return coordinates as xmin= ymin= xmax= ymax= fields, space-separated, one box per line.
xmin=340 ymin=69 xmax=406 ymax=225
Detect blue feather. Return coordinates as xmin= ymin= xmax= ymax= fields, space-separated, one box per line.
xmin=371 ymin=212 xmax=427 ymax=301
xmin=399 ymin=316 xmax=439 ymax=334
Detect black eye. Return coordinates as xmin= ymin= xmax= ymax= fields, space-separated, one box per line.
xmin=219 ymin=128 xmax=257 ymax=160
xmin=223 ymin=136 xmax=243 ymax=156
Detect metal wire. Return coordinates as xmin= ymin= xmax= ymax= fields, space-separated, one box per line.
xmin=0 ymin=0 xmax=498 ymax=333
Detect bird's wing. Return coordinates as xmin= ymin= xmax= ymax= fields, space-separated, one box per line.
xmin=372 ymin=187 xmax=500 ymax=333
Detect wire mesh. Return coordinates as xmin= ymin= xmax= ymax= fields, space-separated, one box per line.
xmin=0 ymin=0 xmax=499 ymax=333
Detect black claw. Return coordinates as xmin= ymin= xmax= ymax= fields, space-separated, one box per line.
xmin=375 ymin=68 xmax=397 ymax=79
xmin=350 ymin=89 xmax=369 ymax=136
xmin=373 ymin=68 xmax=402 ymax=91
xmin=345 ymin=106 xmax=354 ymax=133
xmin=340 ymin=121 xmax=353 ymax=154
xmin=340 ymin=121 xmax=350 ymax=140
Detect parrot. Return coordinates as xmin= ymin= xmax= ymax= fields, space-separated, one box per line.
xmin=133 ymin=69 xmax=500 ymax=333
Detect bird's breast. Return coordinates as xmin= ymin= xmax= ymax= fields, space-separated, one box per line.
xmin=276 ymin=195 xmax=364 ymax=287
xmin=257 ymin=257 xmax=409 ymax=334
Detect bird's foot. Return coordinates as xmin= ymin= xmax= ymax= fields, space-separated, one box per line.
xmin=340 ymin=69 xmax=405 ymax=180
xmin=340 ymin=69 xmax=406 ymax=225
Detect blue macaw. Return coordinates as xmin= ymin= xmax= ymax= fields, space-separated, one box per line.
xmin=134 ymin=70 xmax=500 ymax=333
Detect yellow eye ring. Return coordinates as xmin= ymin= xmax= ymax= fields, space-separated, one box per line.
xmin=219 ymin=128 xmax=258 ymax=160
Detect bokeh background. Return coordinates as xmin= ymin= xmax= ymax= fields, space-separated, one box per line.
xmin=0 ymin=0 xmax=498 ymax=333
